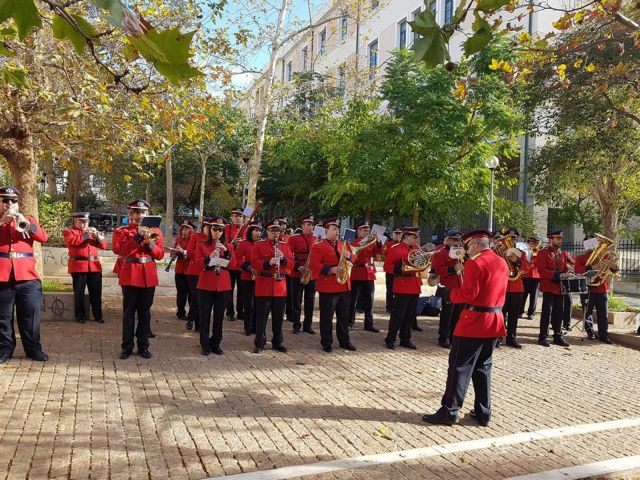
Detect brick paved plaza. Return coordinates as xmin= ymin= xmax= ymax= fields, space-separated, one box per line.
xmin=1 ymin=293 xmax=640 ymax=480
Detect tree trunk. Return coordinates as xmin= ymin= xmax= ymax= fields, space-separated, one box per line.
xmin=165 ymin=152 xmax=174 ymax=247
xmin=43 ymin=155 xmax=57 ymax=196
xmin=66 ymin=167 xmax=82 ymax=211
xmin=364 ymin=208 xmax=371 ymax=222
xmin=198 ymin=155 xmax=206 ymax=228
xmin=246 ymin=0 xmax=290 ymax=208
xmin=412 ymin=207 xmax=419 ymax=228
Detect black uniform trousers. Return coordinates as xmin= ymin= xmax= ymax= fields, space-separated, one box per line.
xmin=539 ymin=292 xmax=564 ymax=340
xmin=254 ymin=296 xmax=285 ymax=349
xmin=71 ymin=271 xmax=103 ymax=322
xmin=385 ymin=273 xmax=394 ymax=311
xmin=186 ymin=275 xmax=200 ymax=329
xmin=520 ymin=278 xmax=539 ymax=317
xmin=562 ymin=294 xmax=572 ymax=329
xmin=0 ymin=277 xmax=43 ymax=357
xmin=584 ymin=292 xmax=609 ymax=338
xmin=439 ymin=336 xmax=496 ymax=421
xmin=319 ymin=291 xmax=351 ymax=348
xmin=175 ymin=272 xmax=190 ymax=319
xmin=241 ymin=279 xmax=256 ymax=333
xmin=349 ymin=280 xmax=374 ymax=328
xmin=198 ymin=290 xmax=229 ymax=350
xmin=438 ymin=290 xmax=464 ymax=342
xmin=385 ymin=293 xmax=417 ymax=345
xmin=226 ymin=270 xmax=244 ymax=319
xmin=285 ymin=275 xmax=293 ymax=322
xmin=503 ymin=292 xmax=522 ymax=337
xmin=290 ymin=278 xmax=316 ymax=331
xmin=121 ymin=285 xmax=155 ymax=352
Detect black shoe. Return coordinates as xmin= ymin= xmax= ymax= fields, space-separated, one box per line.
xmin=139 ymin=349 xmax=152 ymax=359
xmin=399 ymin=341 xmax=417 ymax=350
xmin=0 ymin=352 xmax=12 ymax=364
xmin=119 ymin=350 xmax=132 ymax=359
xmin=323 ymin=345 xmax=333 ymax=353
xmin=538 ymin=338 xmax=551 ymax=347
xmin=253 ymin=347 xmax=263 ymax=354
xmin=148 ymin=332 xmax=156 ymax=339
xmin=438 ymin=339 xmax=451 ymax=349
xmin=77 ymin=318 xmax=86 ymax=324
xmin=211 ymin=347 xmax=224 ymax=355
xmin=201 ymin=347 xmax=211 ymax=356
xmin=385 ymin=342 xmax=395 ymax=350
xmin=28 ymin=351 xmax=49 ymax=361
xmin=412 ymin=325 xmax=424 ymax=332
xmin=553 ymin=336 xmax=570 ymax=347
xmin=244 ymin=329 xmax=252 ymax=336
xmin=273 ymin=345 xmax=288 ymax=353
xmin=95 ymin=318 xmax=104 ymax=323
xmin=599 ymin=337 xmax=613 ymax=345
xmin=505 ymin=336 xmax=522 ymax=349
xmin=339 ymin=343 xmax=357 ymax=351
xmin=292 ymin=325 xmax=301 ymax=335
xmin=469 ymin=410 xmax=490 ymax=427
xmin=364 ymin=326 xmax=380 ymax=333
xmin=495 ymin=338 xmax=502 ymax=348
xmin=586 ymin=329 xmax=596 ymax=340
xmin=227 ymin=314 xmax=235 ymax=322
xmin=636 ymin=327 xmax=640 ymax=335
xmin=356 ymin=308 xmax=364 ymax=314
xmin=176 ymin=312 xmax=187 ymax=320
xmin=303 ymin=327 xmax=316 ymax=335
xmin=422 ymin=412 xmax=459 ymax=426
xmin=186 ymin=320 xmax=193 ymax=331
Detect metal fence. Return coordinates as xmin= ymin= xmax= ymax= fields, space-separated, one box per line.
xmin=562 ymin=240 xmax=640 ymax=280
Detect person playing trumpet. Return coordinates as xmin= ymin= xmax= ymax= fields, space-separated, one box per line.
xmin=287 ymin=214 xmax=318 ymax=335
xmin=63 ymin=212 xmax=107 ymax=324
xmin=112 ymin=199 xmax=164 ymax=359
xmin=0 ymin=186 xmax=49 ymax=364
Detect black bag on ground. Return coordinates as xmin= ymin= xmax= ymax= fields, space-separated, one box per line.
xmin=417 ymin=296 xmax=442 ymax=316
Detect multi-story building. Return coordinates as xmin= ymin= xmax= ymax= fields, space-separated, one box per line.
xmin=239 ymin=0 xmax=582 ymax=239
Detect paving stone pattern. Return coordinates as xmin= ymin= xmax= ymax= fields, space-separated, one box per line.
xmin=1 ymin=293 xmax=640 ymax=480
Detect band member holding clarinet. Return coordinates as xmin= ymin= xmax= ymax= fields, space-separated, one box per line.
xmin=112 ymin=200 xmax=164 ymax=359
xmin=170 ymin=220 xmax=195 ymax=322
xmin=224 ymin=207 xmax=245 ymax=322
xmin=185 ymin=219 xmax=210 ymax=332
xmin=349 ymin=221 xmax=382 ymax=333
xmin=287 ymin=214 xmax=318 ymax=335
xmin=63 ymin=212 xmax=107 ymax=324
xmin=196 ymin=217 xmax=234 ymax=356
xmin=309 ymin=218 xmax=357 ymax=353
xmin=0 ymin=186 xmax=49 ymax=363
xmin=235 ymin=221 xmax=262 ymax=336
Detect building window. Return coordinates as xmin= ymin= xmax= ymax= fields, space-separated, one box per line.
xmin=398 ymin=19 xmax=407 ymax=49
xmin=368 ymin=39 xmax=378 ymax=79
xmin=340 ymin=17 xmax=348 ymax=38
xmin=412 ymin=8 xmax=422 ymax=43
xmin=430 ymin=0 xmax=437 ymax=18
xmin=301 ymin=46 xmax=308 ymax=71
xmin=444 ymin=0 xmax=454 ymax=24
xmin=371 ymin=0 xmax=380 ymax=9
xmin=337 ymin=64 xmax=346 ymax=97
xmin=319 ymin=28 xmax=327 ymax=55
xmin=286 ymin=61 xmax=293 ymax=82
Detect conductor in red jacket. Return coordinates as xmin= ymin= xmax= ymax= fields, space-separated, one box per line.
xmin=112 ymin=200 xmax=164 ymax=359
xmin=423 ymin=230 xmax=508 ymax=426
xmin=0 ymin=186 xmax=49 ymax=363
xmin=63 ymin=212 xmax=107 ymax=324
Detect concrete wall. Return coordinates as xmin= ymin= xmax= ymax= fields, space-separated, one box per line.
xmin=42 ymin=246 xmax=117 ymax=278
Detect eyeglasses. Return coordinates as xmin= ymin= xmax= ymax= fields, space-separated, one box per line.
xmin=211 ymin=227 xmax=224 ymax=232
xmin=2 ymin=198 xmax=17 ymax=204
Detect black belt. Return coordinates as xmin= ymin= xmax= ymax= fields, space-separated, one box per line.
xmin=123 ymin=257 xmax=155 ymax=264
xmin=466 ymin=306 xmax=502 ymax=313
xmin=394 ymin=272 xmax=418 ymax=278
xmin=0 ymin=252 xmax=33 ymax=259
xmin=69 ymin=256 xmax=99 ymax=261
xmin=259 ymin=272 xmax=285 ymax=280
xmin=353 ymin=263 xmax=374 ymax=267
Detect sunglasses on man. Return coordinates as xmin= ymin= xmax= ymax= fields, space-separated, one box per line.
xmin=2 ymin=198 xmax=17 ymax=204
xmin=211 ymin=226 xmax=224 ymax=232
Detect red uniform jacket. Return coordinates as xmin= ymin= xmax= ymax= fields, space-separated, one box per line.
xmin=235 ymin=239 xmax=257 ymax=281
xmin=251 ymin=239 xmax=292 ymax=297
xmin=431 ymin=246 xmax=463 ymax=289
xmin=350 ymin=237 xmax=381 ymax=281
xmin=63 ymin=227 xmax=107 ymax=273
xmin=195 ymin=241 xmax=234 ymax=291
xmin=535 ymin=246 xmax=571 ymax=295
xmin=309 ymin=239 xmax=351 ymax=293
xmin=287 ymin=233 xmax=318 ymax=280
xmin=385 ymin=242 xmax=423 ymax=295
xmin=505 ymin=251 xmax=530 ymax=294
xmin=0 ymin=215 xmax=48 ymax=282
xmin=574 ymin=251 xmax=611 ymax=294
xmin=382 ymin=239 xmax=399 ymax=274
xmin=522 ymin=251 xmax=540 ymax=279
xmin=451 ymin=249 xmax=508 ymax=338
xmin=186 ymin=232 xmax=207 ymax=276
xmin=224 ymin=223 xmax=245 ymax=271
xmin=172 ymin=235 xmax=192 ymax=275
xmin=112 ymin=224 xmax=164 ymax=288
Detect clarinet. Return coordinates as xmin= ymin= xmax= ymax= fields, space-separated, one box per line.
xmin=165 ymin=255 xmax=177 ymax=272
xmin=274 ymin=238 xmax=282 ymax=282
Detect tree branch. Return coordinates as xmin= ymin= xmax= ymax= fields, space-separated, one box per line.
xmin=603 ymin=91 xmax=640 ymax=126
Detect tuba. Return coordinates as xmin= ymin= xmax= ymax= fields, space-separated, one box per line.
xmin=493 ymin=234 xmax=525 ymax=282
xmin=336 ymin=234 xmax=378 ymax=285
xmin=585 ymin=233 xmax=619 ymax=287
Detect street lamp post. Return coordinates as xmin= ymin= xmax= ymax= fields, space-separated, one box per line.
xmin=485 ymin=156 xmax=499 ymax=231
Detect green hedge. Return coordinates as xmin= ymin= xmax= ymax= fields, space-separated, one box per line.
xmin=38 ymin=193 xmax=71 ymax=247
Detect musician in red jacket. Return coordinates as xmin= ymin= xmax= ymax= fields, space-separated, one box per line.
xmin=309 ymin=218 xmax=357 ymax=353
xmin=63 ymin=212 xmax=107 ymax=324
xmin=348 ymin=221 xmax=382 ymax=332
xmin=251 ymin=219 xmax=292 ymax=353
xmin=499 ymin=228 xmax=530 ymax=349
xmin=196 ymin=217 xmax=234 ymax=355
xmin=383 ymin=228 xmax=402 ymax=313
xmin=224 ymin=207 xmax=245 ymax=322
xmin=235 ymin=221 xmax=262 ymax=336
xmin=0 ymin=186 xmax=49 ymax=363
xmin=574 ymin=234 xmax=616 ymax=344
xmin=112 ymin=200 xmax=164 ymax=359
xmin=431 ymin=229 xmax=464 ymax=348
xmin=423 ymin=230 xmax=508 ymax=426
xmin=534 ymin=230 xmax=571 ymax=347
xmin=185 ymin=219 xmax=210 ymax=331
xmin=171 ymin=220 xmax=195 ymax=321
xmin=384 ymin=227 xmax=423 ymax=350
xmin=287 ymin=214 xmax=318 ymax=334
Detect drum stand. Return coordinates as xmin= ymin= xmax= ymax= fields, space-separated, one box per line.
xmin=567 ymin=293 xmax=589 ymax=335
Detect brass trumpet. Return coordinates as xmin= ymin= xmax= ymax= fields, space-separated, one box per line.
xmin=7 ymin=205 xmax=30 ymax=239
xmin=138 ymin=226 xmax=160 ymax=241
